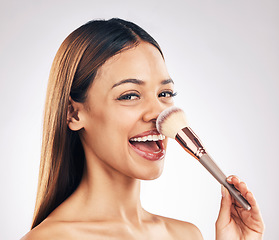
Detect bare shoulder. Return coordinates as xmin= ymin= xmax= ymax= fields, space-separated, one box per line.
xmin=20 ymin=220 xmax=70 ymax=240
xmin=155 ymin=214 xmax=203 ymax=240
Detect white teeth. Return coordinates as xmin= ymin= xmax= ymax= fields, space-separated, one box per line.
xmin=130 ymin=134 xmax=165 ymax=142
xmin=158 ymin=135 xmax=164 ymax=140
xmin=153 ymin=135 xmax=159 ymax=141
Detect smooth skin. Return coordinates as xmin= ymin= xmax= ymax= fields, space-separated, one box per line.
xmin=22 ymin=42 xmax=264 ymax=240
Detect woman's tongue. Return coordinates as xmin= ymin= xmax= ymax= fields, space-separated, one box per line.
xmin=131 ymin=141 xmax=160 ymax=152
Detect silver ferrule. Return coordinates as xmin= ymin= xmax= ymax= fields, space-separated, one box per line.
xmin=175 ymin=127 xmax=206 ymax=160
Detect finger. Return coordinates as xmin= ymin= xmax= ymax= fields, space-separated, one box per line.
xmin=227 ymin=176 xmax=250 ymax=196
xmin=245 ymin=191 xmax=265 ymax=233
xmin=236 ymin=181 xmax=250 ymax=200
xmin=246 ymin=191 xmax=256 ymax=207
xmin=246 ymin=191 xmax=261 ymax=215
xmin=226 ymin=176 xmax=264 ymax=232
xmin=227 ymin=176 xmax=250 ymax=209
xmin=216 ymin=185 xmax=232 ymax=229
xmin=227 ymin=175 xmax=241 ymax=187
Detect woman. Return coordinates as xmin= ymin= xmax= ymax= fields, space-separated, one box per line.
xmin=22 ymin=18 xmax=264 ymax=239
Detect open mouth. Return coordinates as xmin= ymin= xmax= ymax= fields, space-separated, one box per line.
xmin=129 ymin=134 xmax=165 ymax=152
xmin=129 ymin=131 xmax=166 ymax=161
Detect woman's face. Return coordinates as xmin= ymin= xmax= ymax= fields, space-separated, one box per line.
xmin=79 ymin=42 xmax=175 ymax=180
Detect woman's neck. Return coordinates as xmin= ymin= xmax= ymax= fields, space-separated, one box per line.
xmin=80 ymin=163 xmax=144 ymax=223
xmin=50 ymin=157 xmax=146 ymax=226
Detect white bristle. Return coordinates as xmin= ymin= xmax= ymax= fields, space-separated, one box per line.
xmin=156 ymin=106 xmax=189 ymax=139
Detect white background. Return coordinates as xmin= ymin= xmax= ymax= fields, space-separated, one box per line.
xmin=0 ymin=0 xmax=278 ymax=239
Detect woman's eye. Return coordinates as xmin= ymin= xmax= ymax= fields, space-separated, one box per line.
xmin=117 ymin=93 xmax=140 ymax=101
xmin=158 ymin=91 xmax=177 ymax=98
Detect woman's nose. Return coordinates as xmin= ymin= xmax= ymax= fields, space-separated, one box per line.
xmin=142 ymin=100 xmax=168 ymax=123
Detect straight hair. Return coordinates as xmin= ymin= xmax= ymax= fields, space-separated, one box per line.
xmin=32 ymin=18 xmax=163 ymax=228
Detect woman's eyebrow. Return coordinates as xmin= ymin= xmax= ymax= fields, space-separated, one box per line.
xmin=111 ymin=78 xmax=174 ymax=89
xmin=161 ymin=79 xmax=174 ymax=85
xmin=111 ymin=78 xmax=145 ymax=89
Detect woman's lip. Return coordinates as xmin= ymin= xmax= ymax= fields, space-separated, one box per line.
xmin=130 ymin=129 xmax=161 ymax=139
xmin=128 ymin=139 xmax=166 ymax=161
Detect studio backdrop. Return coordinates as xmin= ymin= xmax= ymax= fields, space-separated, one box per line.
xmin=0 ymin=1 xmax=278 ymax=239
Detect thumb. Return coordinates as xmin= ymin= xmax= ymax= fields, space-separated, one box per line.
xmin=216 ymin=185 xmax=232 ymax=229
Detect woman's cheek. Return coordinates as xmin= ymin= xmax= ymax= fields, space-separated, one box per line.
xmin=113 ymin=107 xmax=142 ymax=126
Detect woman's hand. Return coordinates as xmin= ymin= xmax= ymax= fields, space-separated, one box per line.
xmin=215 ymin=176 xmax=264 ymax=240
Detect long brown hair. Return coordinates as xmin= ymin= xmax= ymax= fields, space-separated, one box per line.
xmin=32 ymin=18 xmax=163 ymax=228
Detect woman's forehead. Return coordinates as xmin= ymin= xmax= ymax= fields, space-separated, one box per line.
xmin=94 ymin=43 xmax=168 ymax=85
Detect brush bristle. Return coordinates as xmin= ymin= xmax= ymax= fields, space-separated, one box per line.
xmin=156 ymin=106 xmax=188 ymax=139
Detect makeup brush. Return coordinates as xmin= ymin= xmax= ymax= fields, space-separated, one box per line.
xmin=156 ymin=106 xmax=251 ymax=211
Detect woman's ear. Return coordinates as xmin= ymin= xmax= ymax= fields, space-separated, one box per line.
xmin=67 ymin=97 xmax=84 ymax=131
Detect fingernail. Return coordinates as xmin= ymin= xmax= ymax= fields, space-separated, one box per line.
xmin=227 ymin=176 xmax=233 ymax=182
xmin=221 ymin=185 xmax=226 ymax=198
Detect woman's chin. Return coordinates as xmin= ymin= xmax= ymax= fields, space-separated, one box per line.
xmin=133 ymin=165 xmax=164 ymax=181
